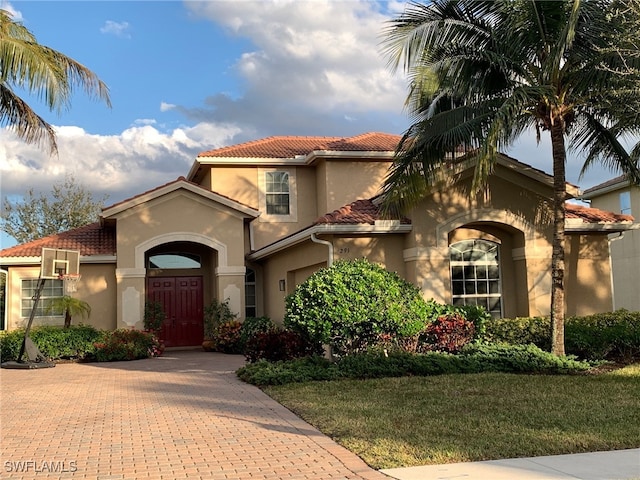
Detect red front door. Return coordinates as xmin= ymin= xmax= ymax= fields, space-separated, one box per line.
xmin=147 ymin=276 xmax=203 ymax=347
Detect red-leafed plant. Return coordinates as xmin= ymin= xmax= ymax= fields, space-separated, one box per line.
xmin=421 ymin=313 xmax=475 ymax=354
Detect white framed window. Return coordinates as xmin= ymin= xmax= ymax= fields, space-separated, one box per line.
xmin=258 ymin=167 xmax=297 ymax=222
xmin=265 ymin=171 xmax=290 ymax=215
xmin=620 ymin=191 xmax=632 ymax=215
xmin=450 ymin=239 xmax=502 ymax=318
xmin=21 ymin=279 xmax=63 ymax=317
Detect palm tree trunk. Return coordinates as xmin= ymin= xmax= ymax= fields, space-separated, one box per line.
xmin=64 ymin=310 xmax=71 ymax=329
xmin=550 ymin=121 xmax=567 ymax=356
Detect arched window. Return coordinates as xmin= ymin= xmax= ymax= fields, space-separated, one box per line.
xmin=148 ymin=253 xmax=201 ymax=269
xmin=450 ymin=239 xmax=502 ymax=318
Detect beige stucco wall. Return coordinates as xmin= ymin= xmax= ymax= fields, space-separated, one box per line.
xmin=588 ymin=186 xmax=640 ymax=311
xmin=4 ymin=263 xmax=116 ymax=331
xmin=588 ymin=186 xmax=640 ymax=216
xmin=609 ymin=229 xmax=640 ymax=311
xmin=108 ymin=189 xmax=249 ymax=329
xmin=259 ymin=234 xmax=407 ymax=323
xmin=318 ymin=159 xmax=391 ymax=214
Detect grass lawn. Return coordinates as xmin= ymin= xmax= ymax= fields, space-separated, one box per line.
xmin=264 ymin=363 xmax=640 ymax=469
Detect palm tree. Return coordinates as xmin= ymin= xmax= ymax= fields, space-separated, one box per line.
xmin=381 ymin=0 xmax=640 ymax=355
xmin=48 ymin=296 xmax=91 ymax=329
xmin=0 ymin=9 xmax=111 ymax=154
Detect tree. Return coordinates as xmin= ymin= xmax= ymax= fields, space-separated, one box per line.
xmin=0 ymin=8 xmax=111 ymax=154
xmin=1 ymin=174 xmax=107 ymax=243
xmin=381 ymin=0 xmax=640 ymax=356
xmin=47 ymin=295 xmax=91 ymax=329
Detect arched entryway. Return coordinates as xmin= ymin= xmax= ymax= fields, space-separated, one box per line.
xmin=145 ymin=242 xmax=214 ymax=347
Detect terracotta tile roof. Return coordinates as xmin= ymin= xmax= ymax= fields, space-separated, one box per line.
xmin=198 ymin=132 xmax=402 ymax=158
xmin=566 ymin=203 xmax=634 ymax=223
xmin=314 ymin=198 xmax=411 ymax=225
xmin=0 ymin=222 xmax=116 ymax=258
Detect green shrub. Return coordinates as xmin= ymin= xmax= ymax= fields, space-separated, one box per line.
xmin=461 ymin=343 xmax=591 ymax=374
xmin=0 ymin=325 xmax=102 ymax=362
xmin=143 ymin=300 xmax=166 ymax=333
xmin=236 ymin=345 xmax=592 ymax=386
xmin=565 ymin=310 xmax=640 ymax=361
xmin=0 ymin=329 xmax=25 ymax=362
xmin=244 ymin=330 xmax=317 ymax=363
xmin=481 ymin=316 xmax=551 ymax=350
xmin=240 ymin=316 xmax=276 ymax=349
xmin=285 ymin=259 xmax=429 ymax=355
xmin=480 ymin=310 xmax=640 ymax=361
xmin=237 ymin=356 xmax=339 ymax=386
xmin=212 ymin=320 xmax=244 ymax=354
xmin=204 ymin=298 xmax=236 ymax=340
xmin=93 ymin=329 xmax=157 ymax=362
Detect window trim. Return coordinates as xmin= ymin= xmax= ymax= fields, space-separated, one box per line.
xmin=21 ymin=278 xmax=64 ymax=318
xmin=449 ymin=239 xmax=503 ymax=318
xmin=620 ymin=191 xmax=632 ymax=215
xmin=258 ymin=167 xmax=297 ymax=223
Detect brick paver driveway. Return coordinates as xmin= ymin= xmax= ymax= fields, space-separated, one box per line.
xmin=1 ymin=351 xmax=388 ymax=480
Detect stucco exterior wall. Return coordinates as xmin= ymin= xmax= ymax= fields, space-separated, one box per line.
xmin=564 ymin=234 xmax=614 ymax=315
xmin=5 ymin=263 xmax=116 ymax=331
xmin=609 ymin=229 xmax=640 ymax=311
xmin=109 ymin=189 xmax=248 ymax=328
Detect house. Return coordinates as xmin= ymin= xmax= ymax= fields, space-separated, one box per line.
xmin=1 ymin=132 xmax=635 ymax=346
xmin=580 ymin=176 xmax=640 ymax=311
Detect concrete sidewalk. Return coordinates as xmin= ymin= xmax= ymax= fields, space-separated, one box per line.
xmin=383 ymin=449 xmax=640 ymax=480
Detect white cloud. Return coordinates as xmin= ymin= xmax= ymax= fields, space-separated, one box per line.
xmin=180 ymin=0 xmax=408 ymax=135
xmin=0 ymin=123 xmax=241 ymax=204
xmin=160 ymin=102 xmax=176 ymax=112
xmin=0 ymin=1 xmax=22 ymax=21
xmin=100 ymin=20 xmax=131 ymax=39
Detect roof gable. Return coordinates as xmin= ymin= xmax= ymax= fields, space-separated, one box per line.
xmin=101 ymin=176 xmax=259 ymax=219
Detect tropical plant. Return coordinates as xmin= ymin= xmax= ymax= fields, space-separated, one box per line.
xmin=203 ymin=298 xmax=236 ymax=340
xmin=0 ymin=8 xmax=111 ymax=154
xmin=381 ymin=0 xmax=640 ymax=355
xmin=143 ymin=300 xmax=166 ymax=333
xmin=47 ymin=295 xmax=91 ymax=329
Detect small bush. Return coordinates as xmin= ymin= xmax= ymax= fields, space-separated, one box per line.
xmin=236 ymin=344 xmax=593 ymax=386
xmin=212 ymin=320 xmax=244 ymax=354
xmin=565 ymin=310 xmax=640 ymax=361
xmin=0 ymin=329 xmax=26 ymax=362
xmin=481 ymin=316 xmax=551 ymax=350
xmin=239 ymin=316 xmax=276 ymax=350
xmin=143 ymin=301 xmax=166 ymax=333
xmin=480 ymin=310 xmax=640 ymax=361
xmin=420 ymin=313 xmax=475 ymax=353
xmin=204 ymin=298 xmax=236 ymax=340
xmin=0 ymin=325 xmax=103 ymax=362
xmin=285 ymin=259 xmax=429 ymax=355
xmin=237 ymin=356 xmax=338 ymax=386
xmin=244 ymin=330 xmax=317 ymax=363
xmin=93 ymin=329 xmax=157 ymax=362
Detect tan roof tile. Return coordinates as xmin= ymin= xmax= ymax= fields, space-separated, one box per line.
xmin=198 ymin=132 xmax=401 ymax=158
xmin=566 ymin=203 xmax=634 ymax=223
xmin=0 ymin=223 xmax=116 ymax=258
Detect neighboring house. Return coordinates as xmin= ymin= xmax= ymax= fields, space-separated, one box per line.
xmin=1 ymin=132 xmax=635 ymax=347
xmin=580 ymin=176 xmax=640 ymax=311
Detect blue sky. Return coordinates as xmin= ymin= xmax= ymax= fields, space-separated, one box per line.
xmin=0 ymin=0 xmax=619 ymax=248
